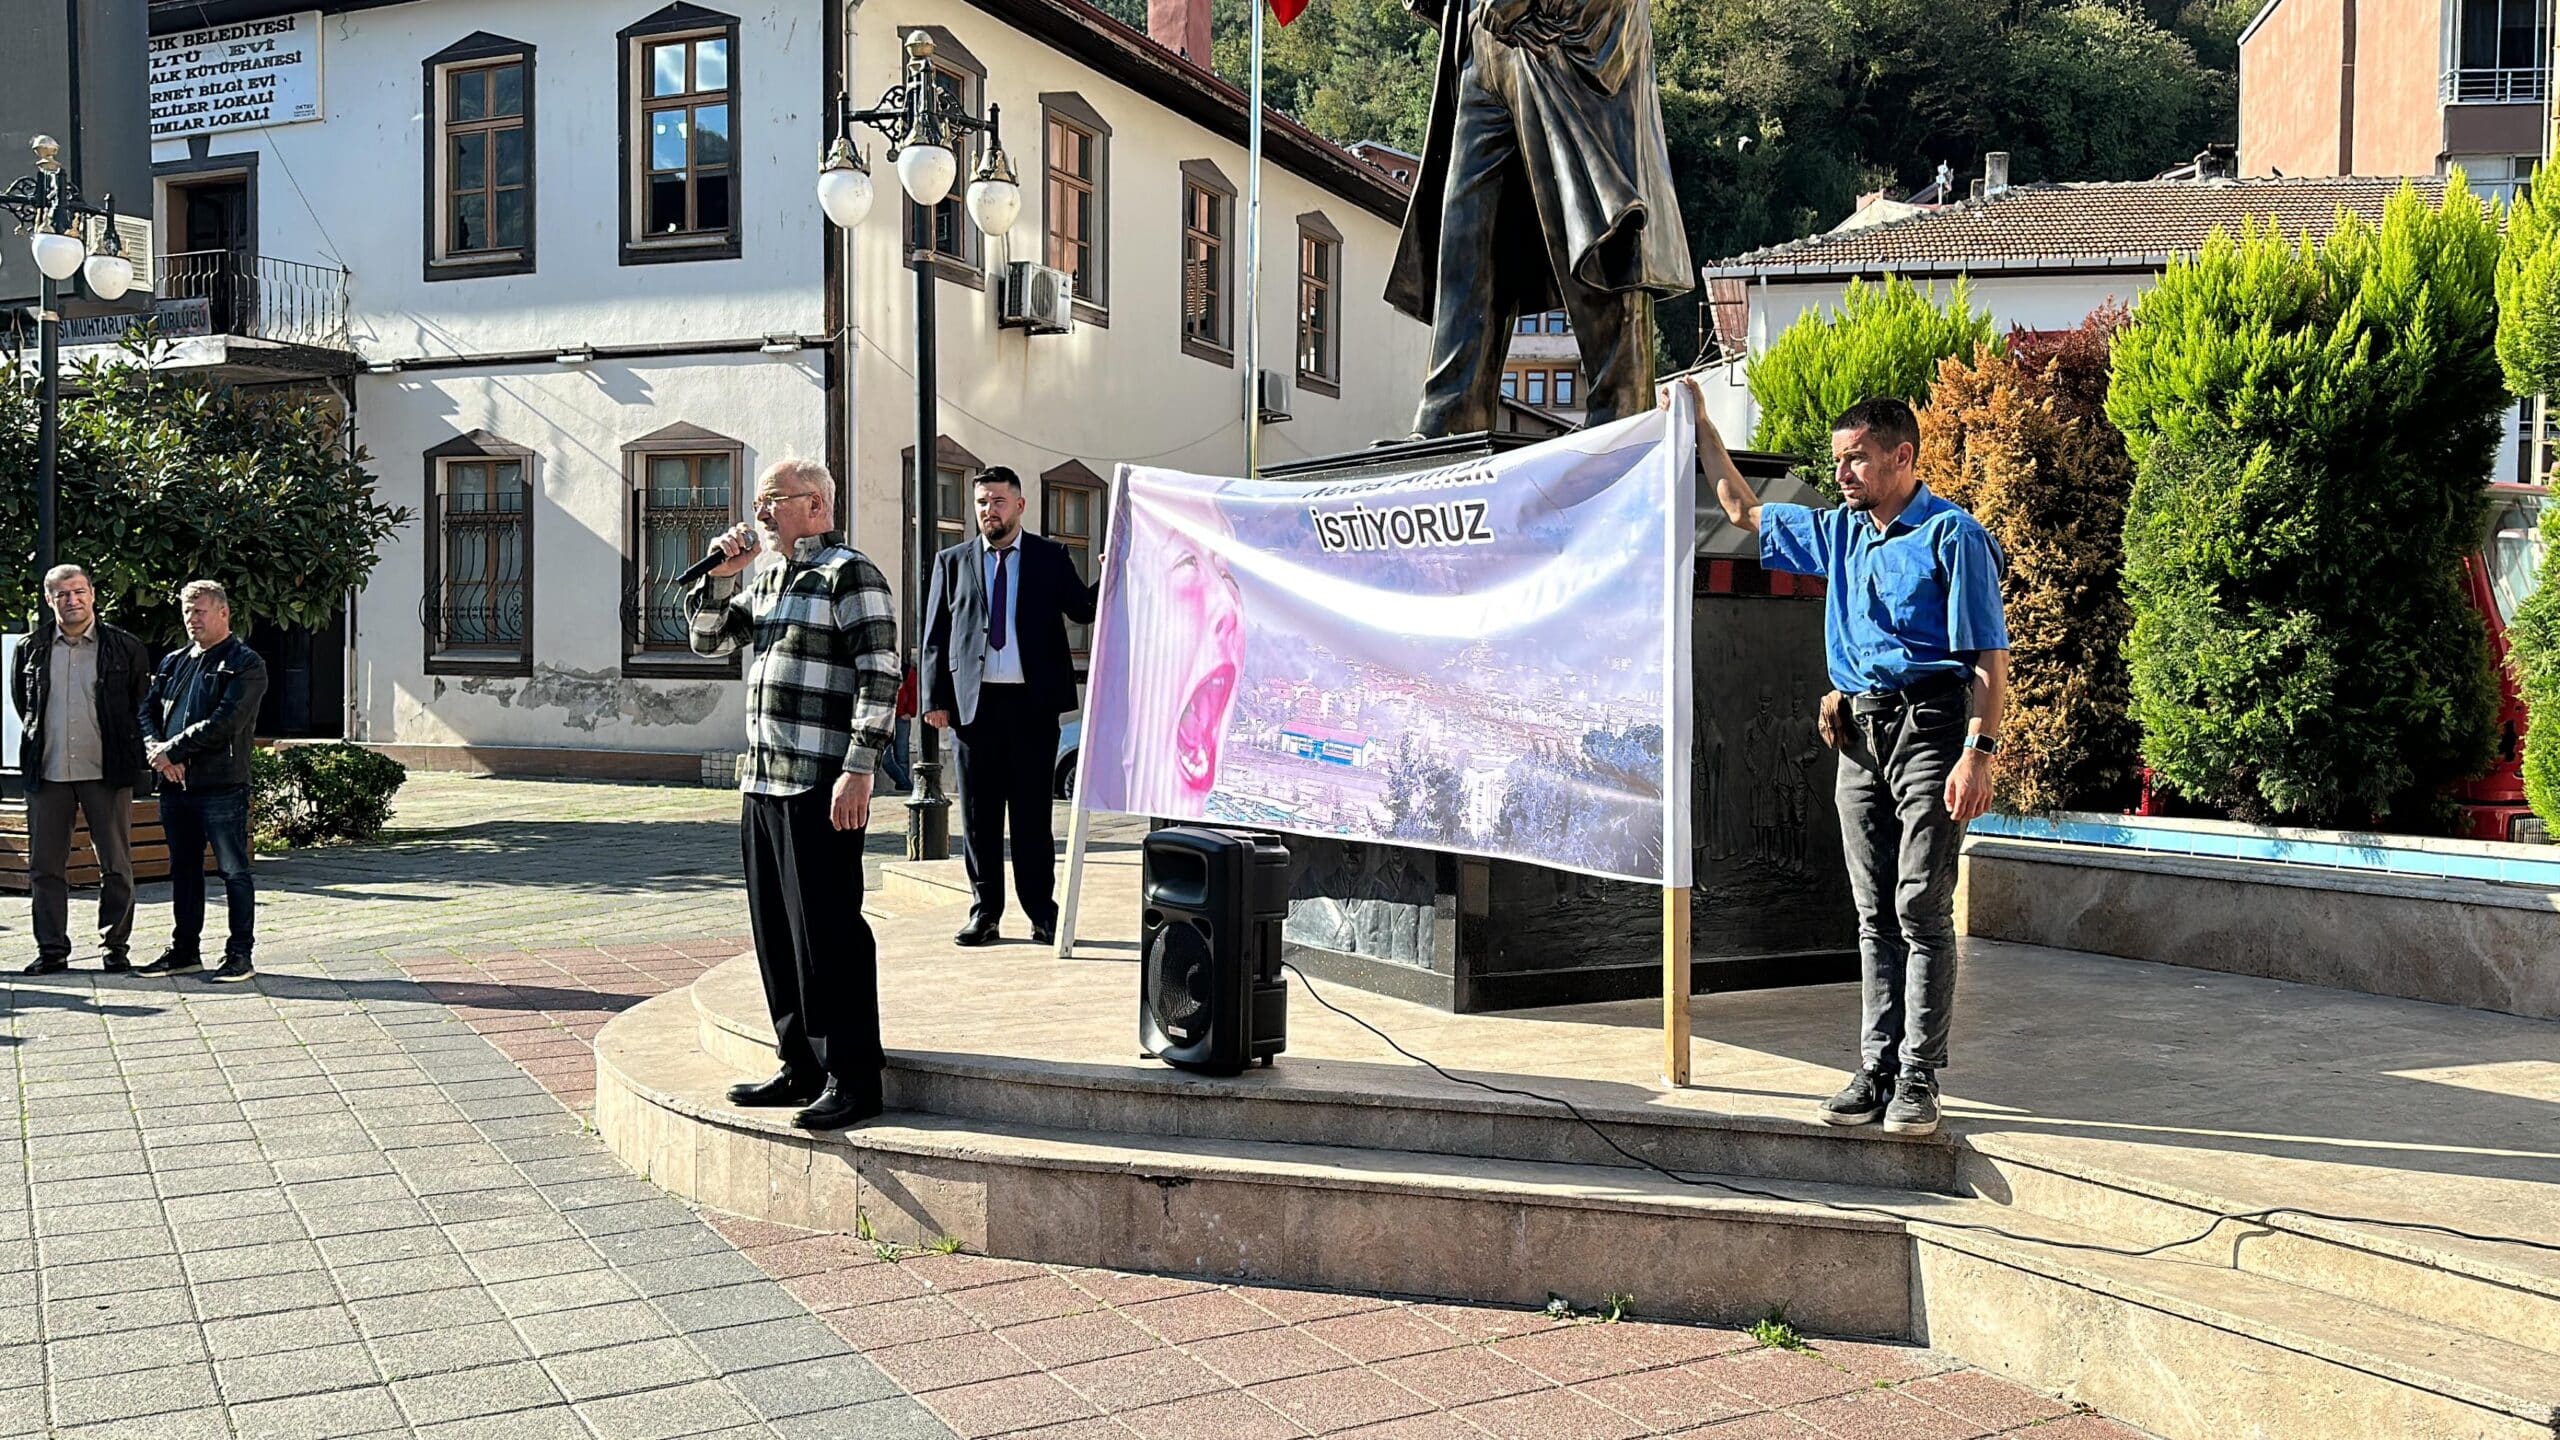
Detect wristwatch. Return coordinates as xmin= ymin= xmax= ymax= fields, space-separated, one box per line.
xmin=1963 ymin=733 xmax=2002 ymax=756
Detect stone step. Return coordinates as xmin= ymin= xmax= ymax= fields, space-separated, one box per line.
xmin=601 ymin=986 xmax=1919 ymax=1337
xmin=1956 ymin=1137 xmax=2560 ymax=1360
xmin=1919 ymin=1212 xmax=2560 ymax=1440
xmin=599 ymin=984 xmax=2560 ymax=1440
xmin=687 ymin=952 xmax=1958 ymax=1194
xmin=695 ymin=944 xmax=2560 ymax=1367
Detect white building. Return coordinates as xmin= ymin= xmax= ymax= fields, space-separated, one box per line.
xmin=139 ymin=0 xmax=1427 ymax=773
xmin=1684 ymin=164 xmax=2533 ymax=482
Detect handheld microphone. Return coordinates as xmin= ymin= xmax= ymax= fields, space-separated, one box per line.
xmin=674 ymin=537 xmax=757 ymax=586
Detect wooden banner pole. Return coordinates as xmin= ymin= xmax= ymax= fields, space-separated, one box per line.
xmin=1663 ymin=885 xmax=1692 ymax=1086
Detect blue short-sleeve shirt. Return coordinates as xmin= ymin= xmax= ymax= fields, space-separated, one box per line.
xmin=1758 ymin=485 xmax=2010 ymax=695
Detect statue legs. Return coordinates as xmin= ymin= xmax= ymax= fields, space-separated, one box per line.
xmin=1414 ymin=69 xmax=1522 ymax=438
xmin=1566 ymin=287 xmax=1655 ymax=428
xmin=1411 ymin=46 xmax=1662 ymax=437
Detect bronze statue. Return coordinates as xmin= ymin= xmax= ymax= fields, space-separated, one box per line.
xmin=1384 ymin=0 xmax=1694 ymax=437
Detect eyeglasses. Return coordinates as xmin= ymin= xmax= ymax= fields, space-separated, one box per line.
xmin=752 ymin=493 xmax=818 ymax=514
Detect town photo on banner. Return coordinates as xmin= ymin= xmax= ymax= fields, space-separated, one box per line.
xmin=1081 ymin=403 xmax=1697 ymax=885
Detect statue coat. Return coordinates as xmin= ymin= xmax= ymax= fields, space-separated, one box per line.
xmin=1382 ymin=0 xmax=1696 ymax=324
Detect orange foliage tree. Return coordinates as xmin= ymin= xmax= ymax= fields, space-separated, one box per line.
xmin=1916 ymin=306 xmax=2139 ymax=814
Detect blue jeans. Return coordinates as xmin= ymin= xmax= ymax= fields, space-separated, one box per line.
xmin=164 ymin=785 xmax=255 ymax=958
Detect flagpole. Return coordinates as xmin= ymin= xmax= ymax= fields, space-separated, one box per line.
xmin=1244 ymin=0 xmax=1266 ymax=478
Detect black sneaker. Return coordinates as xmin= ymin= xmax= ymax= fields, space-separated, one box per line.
xmin=1884 ymin=1070 xmax=1941 ymax=1137
xmin=134 ymin=949 xmax=203 ymax=976
xmin=1820 ymin=1065 xmax=1897 ymax=1127
xmin=201 ymin=955 xmax=255 ymax=984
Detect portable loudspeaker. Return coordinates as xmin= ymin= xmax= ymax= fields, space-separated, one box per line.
xmin=1139 ymin=826 xmax=1289 ymax=1076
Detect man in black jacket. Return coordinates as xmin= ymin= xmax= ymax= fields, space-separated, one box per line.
xmin=922 ymin=467 xmax=1098 ymax=946
xmin=135 ymin=580 xmax=269 ymax=983
xmin=12 ymin=565 xmax=157 ymax=975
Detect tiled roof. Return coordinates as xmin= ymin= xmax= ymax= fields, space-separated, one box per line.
xmin=1705 ymin=176 xmax=2453 ymax=279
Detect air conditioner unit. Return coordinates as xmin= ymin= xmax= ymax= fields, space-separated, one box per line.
xmin=1257 ymin=368 xmax=1292 ymax=424
xmin=999 ymin=260 xmax=1075 ymax=335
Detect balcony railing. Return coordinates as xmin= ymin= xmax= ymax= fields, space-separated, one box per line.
xmin=2441 ymin=65 xmax=2549 ymax=103
xmin=158 ymin=249 xmax=351 ymax=351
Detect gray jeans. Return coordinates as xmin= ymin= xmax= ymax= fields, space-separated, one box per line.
xmin=1834 ymin=686 xmax=1968 ymax=1074
xmin=28 ymin=779 xmax=136 ymax=962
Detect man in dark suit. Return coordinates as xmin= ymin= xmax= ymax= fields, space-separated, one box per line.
xmin=922 ymin=467 xmax=1098 ymax=946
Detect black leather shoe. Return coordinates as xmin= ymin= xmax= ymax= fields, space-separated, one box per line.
xmin=953 ymin=919 xmax=999 ymax=947
xmin=100 ymin=950 xmax=130 ymax=973
xmin=1029 ymin=923 xmax=1056 ymax=947
xmin=134 ymin=949 xmax=203 ymax=976
xmin=202 ymin=955 xmax=255 ymax=983
xmin=20 ymin=956 xmax=69 ymax=977
xmin=792 ymin=1079 xmax=884 ymax=1131
xmin=728 ymin=1069 xmax=824 ymax=1108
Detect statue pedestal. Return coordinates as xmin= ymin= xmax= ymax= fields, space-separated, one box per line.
xmin=1240 ymin=433 xmax=1859 ymax=1013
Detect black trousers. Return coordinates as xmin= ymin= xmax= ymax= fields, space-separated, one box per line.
xmin=741 ymin=785 xmax=883 ymax=1085
xmin=953 ymin=685 xmax=1061 ymax=928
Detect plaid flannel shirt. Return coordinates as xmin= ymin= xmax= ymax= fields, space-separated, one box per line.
xmin=687 ymin=531 xmax=900 ymax=798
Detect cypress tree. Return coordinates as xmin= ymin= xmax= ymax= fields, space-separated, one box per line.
xmin=2495 ymin=166 xmax=2560 ymax=834
xmin=2107 ymin=185 xmax=2504 ymax=826
xmin=1747 ymin=275 xmax=1997 ymax=488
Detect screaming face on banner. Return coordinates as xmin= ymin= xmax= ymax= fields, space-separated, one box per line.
xmin=1081 ymin=404 xmax=1696 ymax=886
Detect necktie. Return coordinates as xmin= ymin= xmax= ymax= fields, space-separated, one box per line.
xmin=988 ymin=547 xmax=1013 ymax=652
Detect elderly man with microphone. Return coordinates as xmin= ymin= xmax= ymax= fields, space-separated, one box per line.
xmin=685 ymin=458 xmax=901 ymax=1131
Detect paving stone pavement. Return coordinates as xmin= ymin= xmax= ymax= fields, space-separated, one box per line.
xmin=0 ymin=776 xmax=2146 ymax=1438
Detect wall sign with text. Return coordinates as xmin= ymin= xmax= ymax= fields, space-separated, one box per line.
xmin=150 ymin=11 xmax=324 ymax=139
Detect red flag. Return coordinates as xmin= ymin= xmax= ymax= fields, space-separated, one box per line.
xmin=1270 ymin=0 xmax=1309 ymax=24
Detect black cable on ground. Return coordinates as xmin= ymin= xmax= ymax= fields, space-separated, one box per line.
xmin=1279 ymin=962 xmax=2560 ymax=1262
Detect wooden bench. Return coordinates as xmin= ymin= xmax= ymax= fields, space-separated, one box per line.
xmin=0 ymin=797 xmax=212 ymax=891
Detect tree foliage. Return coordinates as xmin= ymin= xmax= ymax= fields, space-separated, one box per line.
xmin=0 ymin=335 xmax=409 ymax=645
xmin=1143 ymin=0 xmax=2234 ymax=370
xmin=1746 ymin=275 xmax=1996 ymax=485
xmin=1916 ymin=309 xmax=2138 ymax=814
xmin=2108 ymin=188 xmax=2506 ymax=826
xmin=2494 ymin=162 xmax=2560 ymax=832
xmin=2510 ymin=503 xmax=2560 ymax=828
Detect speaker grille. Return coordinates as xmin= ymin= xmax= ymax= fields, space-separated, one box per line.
xmin=1146 ymin=918 xmax=1214 ymax=1043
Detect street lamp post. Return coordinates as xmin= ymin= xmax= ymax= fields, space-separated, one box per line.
xmin=817 ymin=30 xmax=1021 ymax=863
xmin=2 ymin=135 xmax=137 ymax=581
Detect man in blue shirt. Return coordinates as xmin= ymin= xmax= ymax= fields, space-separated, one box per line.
xmin=1691 ymin=391 xmax=2010 ymax=1138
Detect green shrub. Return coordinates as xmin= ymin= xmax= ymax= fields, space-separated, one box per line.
xmin=1747 ymin=274 xmax=1999 ymax=489
xmin=0 ymin=332 xmax=408 ymax=648
xmin=2497 ymin=164 xmax=2560 ymax=401
xmin=250 ymin=743 xmax=409 ymax=849
xmin=2496 ymin=164 xmax=2560 ymax=836
xmin=2512 ymin=503 xmax=2560 ymax=828
xmin=1917 ymin=306 xmax=2139 ymax=815
xmin=2109 ymin=184 xmax=2505 ymax=826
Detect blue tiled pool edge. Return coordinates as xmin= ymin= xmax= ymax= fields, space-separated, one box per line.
xmin=1969 ymin=812 xmax=2560 ymax=890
